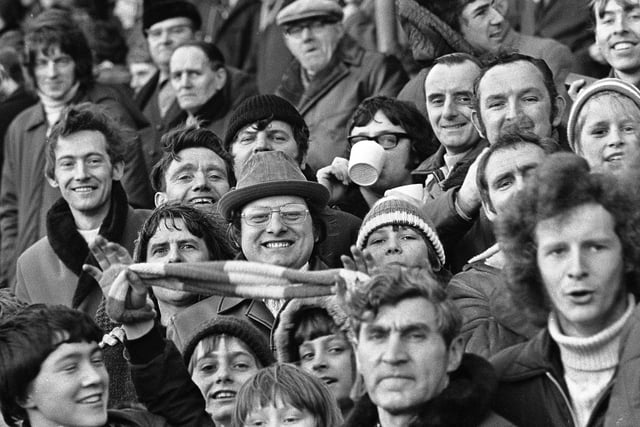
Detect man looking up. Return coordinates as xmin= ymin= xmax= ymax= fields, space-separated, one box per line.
xmin=0 ymin=9 xmax=152 ymax=288
xmin=275 ymin=0 xmax=407 ymax=171
xmin=136 ymin=0 xmax=201 ymax=168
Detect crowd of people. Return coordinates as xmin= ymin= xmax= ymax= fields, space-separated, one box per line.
xmin=0 ymin=0 xmax=640 ymax=426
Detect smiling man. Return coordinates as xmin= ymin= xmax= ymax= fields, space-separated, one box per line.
xmin=593 ymin=0 xmax=640 ymax=87
xmin=491 ymin=153 xmax=640 ymax=426
xmin=341 ymin=267 xmax=510 ymax=427
xmin=151 ymin=124 xmax=234 ymax=213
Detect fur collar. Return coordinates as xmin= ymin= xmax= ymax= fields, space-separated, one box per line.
xmin=344 ymin=354 xmax=498 ymax=427
xmin=46 ymin=181 xmax=130 ymax=308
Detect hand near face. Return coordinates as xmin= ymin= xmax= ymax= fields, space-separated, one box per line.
xmin=457 ymin=147 xmax=489 ymax=217
xmin=341 ymin=245 xmax=378 ymax=275
xmin=316 ymin=157 xmax=350 ymax=203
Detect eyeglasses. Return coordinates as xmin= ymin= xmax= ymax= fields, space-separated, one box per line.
xmin=347 ymin=132 xmax=410 ymax=150
xmin=145 ymin=24 xmax=192 ymax=39
xmin=241 ymin=203 xmax=309 ymax=226
xmin=284 ymin=19 xmax=333 ymax=37
xmin=34 ymin=55 xmax=74 ymax=70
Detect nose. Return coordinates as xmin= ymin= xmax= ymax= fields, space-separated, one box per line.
xmin=505 ymin=100 xmax=522 ymax=122
xmin=300 ymin=25 xmax=314 ymax=40
xmin=45 ymin=60 xmax=58 ymax=77
xmin=442 ymin=96 xmax=457 ymax=120
xmin=567 ymin=248 xmax=588 ymax=280
xmin=265 ymin=211 xmax=286 ymax=234
xmin=214 ymin=360 xmax=232 ymax=384
xmin=514 ymin=175 xmax=526 ymax=192
xmin=311 ymin=350 xmax=328 ymax=372
xmin=605 ymin=128 xmax=625 ymax=149
xmin=80 ymin=362 xmax=104 ymax=387
xmin=167 ymin=244 xmax=183 ymax=263
xmin=384 ymin=235 xmax=402 ymax=255
xmin=179 ymin=72 xmax=191 ymax=88
xmin=612 ymin=13 xmax=630 ymax=33
xmin=74 ymin=161 xmax=89 ymax=180
xmin=382 ymin=332 xmax=408 ymax=365
xmin=192 ymin=171 xmax=210 ymax=191
xmin=488 ymin=4 xmax=505 ymax=24
xmin=252 ymin=132 xmax=272 ymax=153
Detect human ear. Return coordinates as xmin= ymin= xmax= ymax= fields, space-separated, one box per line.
xmin=446 ymin=335 xmax=464 ymax=373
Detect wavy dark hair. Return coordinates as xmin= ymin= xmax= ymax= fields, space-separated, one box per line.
xmin=497 ymin=152 xmax=640 ymax=326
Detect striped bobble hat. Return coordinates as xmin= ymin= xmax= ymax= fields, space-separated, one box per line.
xmin=356 ymin=196 xmax=446 ymax=267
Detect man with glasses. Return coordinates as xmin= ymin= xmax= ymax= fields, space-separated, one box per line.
xmin=136 ymin=0 xmax=202 ymax=169
xmin=275 ymin=0 xmax=407 ymax=172
xmin=317 ymin=96 xmax=438 ymax=218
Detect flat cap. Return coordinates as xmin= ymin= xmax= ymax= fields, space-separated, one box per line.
xmin=276 ymin=0 xmax=343 ymax=26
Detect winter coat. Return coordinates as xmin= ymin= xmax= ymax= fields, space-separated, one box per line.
xmin=491 ymin=328 xmax=612 ymax=426
xmin=343 ymin=353 xmax=514 ymax=427
xmin=0 ymin=85 xmax=38 ymax=177
xmin=317 ymin=206 xmax=361 ymax=268
xmin=276 ymin=35 xmax=407 ymax=171
xmin=447 ymin=259 xmax=541 ymax=359
xmin=0 ymin=83 xmax=153 ymax=288
xmin=101 ymin=409 xmax=170 ymax=427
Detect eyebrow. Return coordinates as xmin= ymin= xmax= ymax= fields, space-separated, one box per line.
xmin=367 ymin=322 xmax=432 ymax=333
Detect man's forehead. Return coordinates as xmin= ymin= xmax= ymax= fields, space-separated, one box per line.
xmin=598 ymin=0 xmax=640 ymax=14
xmin=149 ymin=16 xmax=194 ymax=31
xmin=237 ymin=120 xmax=294 ymax=134
xmin=479 ymin=61 xmax=546 ymax=96
xmin=426 ymin=61 xmax=480 ymax=93
xmin=486 ymin=144 xmax=545 ymax=176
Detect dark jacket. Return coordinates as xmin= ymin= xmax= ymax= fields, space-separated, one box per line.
xmin=127 ymin=326 xmax=215 ymax=427
xmin=277 ymin=35 xmax=407 ymax=171
xmin=0 ymin=85 xmax=38 ymax=177
xmin=447 ymin=259 xmax=541 ymax=359
xmin=0 ymin=83 xmax=153 ymax=288
xmin=491 ymin=329 xmax=611 ymax=427
xmin=317 ymin=206 xmax=361 ymax=268
xmin=102 ymin=409 xmax=170 ymax=427
xmin=344 ymin=354 xmax=514 ymax=427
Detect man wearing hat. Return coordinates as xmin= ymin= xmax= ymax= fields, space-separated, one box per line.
xmin=218 ymin=150 xmax=331 ymax=313
xmin=275 ymin=0 xmax=407 ymax=172
xmin=136 ymin=0 xmax=202 ymax=168
xmin=224 ymin=94 xmax=362 ymax=269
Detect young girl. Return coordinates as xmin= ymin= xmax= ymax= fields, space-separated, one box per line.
xmin=233 ymin=364 xmax=343 ymax=427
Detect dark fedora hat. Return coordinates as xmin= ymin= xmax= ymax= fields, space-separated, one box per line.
xmin=218 ymin=151 xmax=329 ymax=221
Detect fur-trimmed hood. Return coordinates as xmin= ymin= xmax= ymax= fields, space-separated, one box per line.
xmin=272 ymin=296 xmax=353 ymax=362
xmin=343 ymin=353 xmax=514 ymax=427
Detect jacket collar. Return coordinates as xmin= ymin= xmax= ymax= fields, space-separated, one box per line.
xmin=344 ymin=354 xmax=500 ymax=427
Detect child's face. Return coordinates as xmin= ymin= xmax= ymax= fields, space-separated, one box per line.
xmin=243 ymin=403 xmax=316 ymax=427
xmin=298 ymin=333 xmax=355 ymax=405
xmin=22 ymin=341 xmax=109 ymax=427
xmin=191 ymin=335 xmax=260 ymax=425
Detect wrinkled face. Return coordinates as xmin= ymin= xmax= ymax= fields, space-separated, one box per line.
xmin=34 ymin=45 xmax=76 ymax=101
xmin=364 ymin=225 xmax=432 ymax=269
xmin=298 ymin=333 xmax=355 ymax=406
xmin=231 ymin=120 xmax=301 ymax=176
xmin=146 ymin=17 xmax=196 ymax=69
xmin=283 ymin=18 xmax=344 ymax=76
xmin=357 ymin=297 xmax=461 ymax=416
xmin=483 ymin=143 xmax=546 ymax=219
xmin=156 ymin=147 xmax=230 ymax=213
xmin=459 ymin=0 xmax=509 ymax=53
xmin=240 ymin=195 xmax=315 ymax=269
xmin=47 ymin=131 xmax=123 ymax=223
xmin=595 ymin=0 xmax=640 ymax=77
xmin=23 ymin=341 xmax=108 ymax=427
xmin=170 ymin=46 xmax=226 ymax=114
xmin=350 ymin=111 xmax=413 ymax=194
xmin=425 ymin=61 xmax=482 ymax=154
xmin=129 ymin=62 xmax=157 ymax=93
xmin=535 ymin=203 xmax=628 ymax=337
xmin=474 ymin=61 xmax=561 ymax=144
xmin=244 ymin=401 xmax=316 ymax=427
xmin=146 ymin=218 xmax=210 ymax=305
xmin=190 ymin=335 xmax=260 ymax=425
xmin=576 ymin=94 xmax=640 ymax=178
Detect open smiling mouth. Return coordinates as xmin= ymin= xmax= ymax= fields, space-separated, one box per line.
xmin=262 ymin=241 xmax=293 ymax=249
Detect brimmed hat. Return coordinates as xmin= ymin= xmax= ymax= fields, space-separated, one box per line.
xmin=166 ymin=295 xmax=275 ymax=367
xmin=218 ymin=151 xmax=329 ymax=221
xmin=142 ymin=0 xmax=202 ymax=31
xmin=567 ymin=78 xmax=640 ymax=152
xmin=223 ymin=94 xmax=308 ymax=151
xmin=276 ymin=0 xmax=343 ymax=26
xmin=356 ymin=196 xmax=446 ymax=267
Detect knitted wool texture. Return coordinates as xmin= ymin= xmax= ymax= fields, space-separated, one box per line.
xmin=356 ymin=196 xmax=446 ymax=266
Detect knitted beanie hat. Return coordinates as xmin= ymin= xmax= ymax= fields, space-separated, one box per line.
xmin=567 ymin=78 xmax=640 ymax=152
xmin=142 ymin=0 xmax=202 ymax=31
xmin=356 ymin=196 xmax=446 ymax=267
xmin=223 ymin=94 xmax=308 ymax=151
xmin=166 ymin=296 xmax=276 ymax=368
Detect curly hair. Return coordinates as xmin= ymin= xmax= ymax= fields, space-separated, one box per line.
xmin=340 ymin=267 xmax=461 ymax=346
xmin=496 ymin=152 xmax=640 ymax=326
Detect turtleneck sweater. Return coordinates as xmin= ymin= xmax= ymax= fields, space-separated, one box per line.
xmin=548 ymin=294 xmax=635 ymax=427
xmin=38 ymin=81 xmax=80 ymax=135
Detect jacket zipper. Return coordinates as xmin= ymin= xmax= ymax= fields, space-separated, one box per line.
xmin=545 ymin=371 xmax=578 ymax=427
